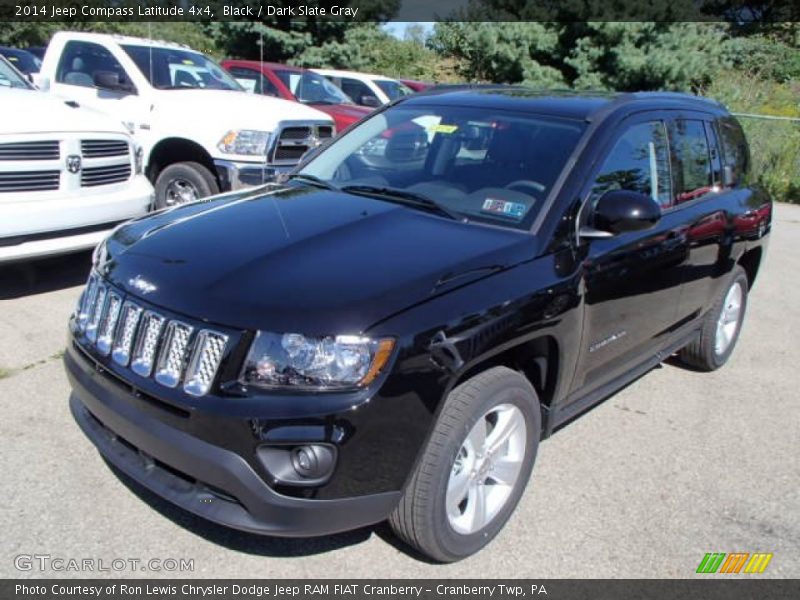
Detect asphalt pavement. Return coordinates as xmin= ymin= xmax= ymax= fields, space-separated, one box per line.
xmin=1 ymin=203 xmax=798 ymax=579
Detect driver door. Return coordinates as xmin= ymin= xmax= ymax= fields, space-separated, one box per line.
xmin=569 ymin=116 xmax=690 ymax=398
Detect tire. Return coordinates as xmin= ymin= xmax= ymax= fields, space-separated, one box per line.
xmin=389 ymin=366 xmax=541 ymax=562
xmin=154 ymin=162 xmax=219 ymax=209
xmin=679 ymin=266 xmax=749 ymax=371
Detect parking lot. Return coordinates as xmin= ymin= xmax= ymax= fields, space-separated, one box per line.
xmin=1 ymin=203 xmax=798 ymax=579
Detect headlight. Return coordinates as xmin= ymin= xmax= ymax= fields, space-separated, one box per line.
xmin=218 ymin=130 xmax=271 ymax=156
xmin=241 ymin=332 xmax=395 ymax=390
xmin=134 ymin=146 xmax=144 ymax=174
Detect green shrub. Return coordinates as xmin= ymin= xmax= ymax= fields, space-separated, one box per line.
xmin=704 ymin=72 xmax=800 ymax=204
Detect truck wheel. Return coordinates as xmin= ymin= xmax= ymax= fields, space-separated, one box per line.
xmin=679 ymin=266 xmax=749 ymax=371
xmin=390 ymin=367 xmax=540 ymax=562
xmin=154 ymin=162 xmax=219 ymax=209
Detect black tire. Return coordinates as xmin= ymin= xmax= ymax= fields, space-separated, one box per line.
xmin=154 ymin=162 xmax=219 ymax=209
xmin=389 ymin=366 xmax=541 ymax=562
xmin=679 ymin=266 xmax=749 ymax=371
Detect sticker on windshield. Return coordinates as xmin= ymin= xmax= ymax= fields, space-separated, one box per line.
xmin=481 ymin=198 xmax=527 ymax=219
xmin=427 ymin=124 xmax=458 ymax=134
xmin=181 ymin=59 xmax=195 ymax=66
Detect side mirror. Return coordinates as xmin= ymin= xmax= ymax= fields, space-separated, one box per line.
xmin=93 ymin=71 xmax=135 ymax=94
xmin=591 ymin=189 xmax=661 ymax=235
xmin=360 ymin=95 xmax=381 ymax=108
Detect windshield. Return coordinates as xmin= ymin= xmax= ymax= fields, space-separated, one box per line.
xmin=0 ymin=55 xmax=33 ymax=89
xmin=299 ymin=105 xmax=586 ymax=229
xmin=375 ymin=79 xmax=413 ymax=100
xmin=275 ymin=69 xmax=352 ymax=104
xmin=122 ymin=45 xmax=242 ymax=91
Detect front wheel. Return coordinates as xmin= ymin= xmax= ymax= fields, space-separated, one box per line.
xmin=679 ymin=266 xmax=749 ymax=371
xmin=154 ymin=162 xmax=219 ymax=209
xmin=390 ymin=367 xmax=541 ymax=562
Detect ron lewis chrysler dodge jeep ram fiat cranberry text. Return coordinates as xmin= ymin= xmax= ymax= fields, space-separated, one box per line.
xmin=65 ymin=88 xmax=770 ymax=562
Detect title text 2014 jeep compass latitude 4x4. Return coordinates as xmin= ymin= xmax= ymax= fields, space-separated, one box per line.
xmin=65 ymin=89 xmax=770 ymax=562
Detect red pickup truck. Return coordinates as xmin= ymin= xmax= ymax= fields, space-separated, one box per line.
xmin=222 ymin=60 xmax=372 ymax=132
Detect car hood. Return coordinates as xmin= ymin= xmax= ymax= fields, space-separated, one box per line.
xmin=151 ymin=89 xmax=333 ymax=130
xmin=0 ymin=88 xmax=129 ymax=134
xmin=312 ymin=103 xmax=372 ymax=120
xmin=99 ymin=185 xmax=536 ymax=334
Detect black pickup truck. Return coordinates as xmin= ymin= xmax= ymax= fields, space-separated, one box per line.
xmin=65 ymin=88 xmax=770 ymax=562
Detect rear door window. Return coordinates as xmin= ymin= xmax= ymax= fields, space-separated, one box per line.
xmin=669 ymin=119 xmax=714 ymax=204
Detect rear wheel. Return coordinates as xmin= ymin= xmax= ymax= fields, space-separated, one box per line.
xmin=389 ymin=367 xmax=540 ymax=562
xmin=679 ymin=266 xmax=749 ymax=371
xmin=154 ymin=162 xmax=219 ymax=209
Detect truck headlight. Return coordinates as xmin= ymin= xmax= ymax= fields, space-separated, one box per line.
xmin=218 ymin=130 xmax=271 ymax=156
xmin=241 ymin=332 xmax=394 ymax=391
xmin=134 ymin=146 xmax=144 ymax=174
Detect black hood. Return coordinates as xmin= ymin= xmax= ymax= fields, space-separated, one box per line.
xmin=99 ymin=185 xmax=537 ymax=334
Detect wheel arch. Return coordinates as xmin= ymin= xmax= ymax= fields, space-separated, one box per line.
xmin=738 ymin=246 xmax=763 ymax=290
xmin=146 ymin=137 xmax=218 ymax=186
xmin=445 ymin=335 xmax=560 ymax=437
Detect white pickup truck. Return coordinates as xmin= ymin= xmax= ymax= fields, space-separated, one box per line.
xmin=0 ymin=54 xmax=152 ymax=263
xmin=36 ymin=32 xmax=335 ymax=208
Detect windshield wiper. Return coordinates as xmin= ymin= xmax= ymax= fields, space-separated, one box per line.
xmin=341 ymin=185 xmax=460 ymax=221
xmin=287 ymin=173 xmax=339 ymax=191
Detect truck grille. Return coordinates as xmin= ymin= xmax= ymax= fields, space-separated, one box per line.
xmin=81 ymin=139 xmax=129 ymax=158
xmin=270 ymin=123 xmax=334 ymax=165
xmin=0 ymin=141 xmax=60 ymax=161
xmin=76 ymin=274 xmax=228 ymax=397
xmin=0 ymin=170 xmax=60 ymax=192
xmin=81 ymin=164 xmax=131 ymax=187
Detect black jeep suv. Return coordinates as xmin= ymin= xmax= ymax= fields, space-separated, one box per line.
xmin=65 ymin=88 xmax=770 ymax=562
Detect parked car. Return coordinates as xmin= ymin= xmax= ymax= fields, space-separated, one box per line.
xmin=400 ymin=78 xmax=433 ymax=92
xmin=222 ymin=60 xmax=372 ymax=132
xmin=65 ymin=88 xmax=769 ymax=562
xmin=0 ymin=55 xmax=152 ymax=263
xmin=26 ymin=46 xmax=47 ymax=61
xmin=312 ymin=68 xmax=413 ymax=107
xmin=36 ymin=32 xmax=335 ymax=208
xmin=0 ymin=46 xmax=42 ymax=76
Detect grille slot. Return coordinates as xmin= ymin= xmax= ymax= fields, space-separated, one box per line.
xmin=270 ymin=124 xmax=332 ymax=164
xmin=155 ymin=321 xmax=194 ymax=388
xmin=75 ymin=275 xmax=229 ymax=396
xmin=0 ymin=170 xmax=60 ymax=192
xmin=0 ymin=141 xmax=60 ymax=161
xmin=81 ymin=139 xmax=129 ymax=158
xmin=183 ymin=331 xmax=228 ymax=397
xmin=131 ymin=312 xmax=166 ymax=377
xmin=112 ymin=302 xmax=143 ymax=367
xmin=81 ymin=164 xmax=131 ymax=187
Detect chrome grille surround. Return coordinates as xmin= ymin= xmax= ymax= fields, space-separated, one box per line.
xmin=74 ymin=275 xmax=229 ymax=397
xmin=96 ymin=293 xmax=122 ymax=356
xmin=131 ymin=311 xmax=166 ymax=377
xmin=154 ymin=321 xmax=193 ymax=388
xmin=184 ymin=330 xmax=229 ymax=397
xmin=112 ymin=302 xmax=143 ymax=367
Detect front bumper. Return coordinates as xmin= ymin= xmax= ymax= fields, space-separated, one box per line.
xmin=0 ymin=175 xmax=153 ymax=263
xmin=213 ymin=159 xmax=293 ymax=192
xmin=65 ymin=345 xmax=400 ymax=537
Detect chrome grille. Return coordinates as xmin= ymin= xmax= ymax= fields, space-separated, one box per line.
xmin=112 ymin=302 xmax=142 ymax=367
xmin=270 ymin=123 xmax=334 ymax=165
xmin=0 ymin=141 xmax=60 ymax=161
xmin=0 ymin=170 xmax=60 ymax=192
xmin=81 ymin=139 xmax=129 ymax=158
xmin=184 ymin=331 xmax=228 ymax=397
xmin=81 ymin=164 xmax=131 ymax=187
xmin=96 ymin=293 xmax=122 ymax=356
xmin=155 ymin=322 xmax=193 ymax=388
xmin=131 ymin=312 xmax=165 ymax=377
xmin=75 ymin=275 xmax=229 ymax=396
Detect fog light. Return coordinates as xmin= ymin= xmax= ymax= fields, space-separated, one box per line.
xmin=291 ymin=445 xmax=334 ymax=480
